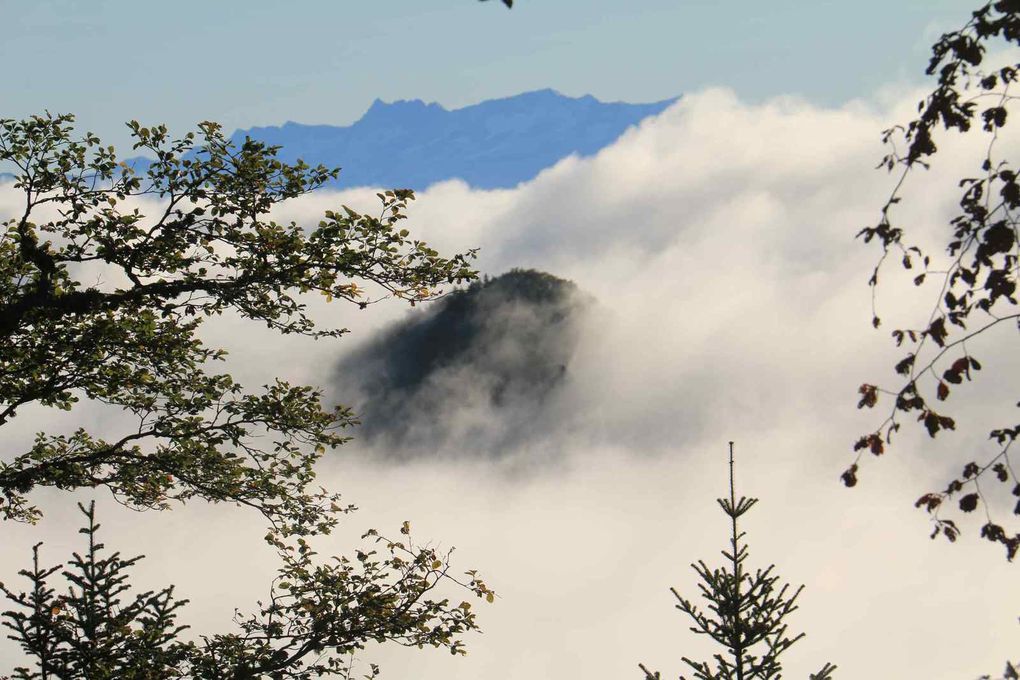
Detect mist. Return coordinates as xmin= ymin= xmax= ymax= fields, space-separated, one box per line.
xmin=1 ymin=85 xmax=1018 ymax=678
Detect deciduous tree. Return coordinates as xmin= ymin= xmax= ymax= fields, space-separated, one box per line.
xmin=851 ymin=0 xmax=1020 ymax=561
xmin=0 ymin=113 xmax=489 ymax=675
xmin=1 ymin=503 xmax=490 ymax=679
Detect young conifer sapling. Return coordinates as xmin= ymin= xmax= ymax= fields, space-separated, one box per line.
xmin=640 ymin=442 xmax=836 ymax=680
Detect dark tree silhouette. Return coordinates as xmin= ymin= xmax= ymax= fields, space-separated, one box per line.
xmin=0 ymin=113 xmax=491 ymax=676
xmin=850 ymin=0 xmax=1020 ymax=562
xmin=0 ymin=114 xmax=476 ymax=531
xmin=979 ymin=660 xmax=1020 ymax=680
xmin=640 ymin=444 xmax=835 ymax=680
xmin=1 ymin=503 xmax=490 ymax=678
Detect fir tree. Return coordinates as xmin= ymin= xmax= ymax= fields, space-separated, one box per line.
xmin=1 ymin=502 xmax=191 ymax=679
xmin=0 ymin=503 xmax=489 ymax=678
xmin=0 ymin=113 xmax=490 ymax=677
xmin=640 ymin=443 xmax=836 ymax=680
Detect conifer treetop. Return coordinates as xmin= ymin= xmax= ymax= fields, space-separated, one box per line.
xmin=639 ymin=442 xmax=836 ymax=680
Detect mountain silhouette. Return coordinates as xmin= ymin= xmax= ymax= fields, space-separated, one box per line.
xmin=332 ymin=269 xmax=591 ymax=458
xmin=127 ymin=89 xmax=677 ymax=191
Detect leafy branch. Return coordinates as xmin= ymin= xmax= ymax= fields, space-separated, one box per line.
xmin=851 ymin=0 xmax=1020 ymax=560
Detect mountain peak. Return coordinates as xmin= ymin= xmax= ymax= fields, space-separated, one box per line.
xmin=365 ymin=97 xmax=446 ymax=114
xmin=333 ymin=269 xmax=590 ymax=458
xmin=130 ymin=90 xmax=680 ymax=191
xmin=515 ymin=87 xmax=562 ymax=98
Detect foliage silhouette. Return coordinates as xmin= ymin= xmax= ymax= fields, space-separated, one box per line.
xmin=850 ymin=0 xmax=1020 ymax=562
xmin=0 ymin=113 xmax=491 ymax=675
xmin=640 ymin=444 xmax=835 ymax=680
xmin=0 ymin=114 xmax=476 ymax=532
xmin=1 ymin=503 xmax=491 ymax=678
xmin=979 ymin=660 xmax=1020 ymax=680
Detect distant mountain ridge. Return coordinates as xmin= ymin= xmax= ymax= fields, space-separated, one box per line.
xmin=129 ymin=89 xmax=678 ymax=191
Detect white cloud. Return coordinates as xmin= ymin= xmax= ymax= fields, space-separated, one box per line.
xmin=1 ymin=84 xmax=1018 ymax=678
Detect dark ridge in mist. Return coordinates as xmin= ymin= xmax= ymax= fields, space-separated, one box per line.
xmin=333 ymin=269 xmax=591 ymax=459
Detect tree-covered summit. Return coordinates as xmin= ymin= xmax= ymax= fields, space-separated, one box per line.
xmin=334 ymin=269 xmax=590 ymax=457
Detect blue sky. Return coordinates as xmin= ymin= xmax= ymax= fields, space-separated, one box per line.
xmin=3 ymin=0 xmax=975 ymax=149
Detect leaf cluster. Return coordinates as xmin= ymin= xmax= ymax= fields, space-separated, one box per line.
xmin=851 ymin=0 xmax=1020 ymax=560
xmin=1 ymin=504 xmax=493 ymax=679
xmin=0 ymin=113 xmax=476 ymax=533
xmin=980 ymin=660 xmax=1020 ymax=679
xmin=0 ymin=112 xmax=489 ymax=676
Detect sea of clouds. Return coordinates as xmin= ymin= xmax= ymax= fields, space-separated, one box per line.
xmin=2 ymin=85 xmax=1018 ymax=678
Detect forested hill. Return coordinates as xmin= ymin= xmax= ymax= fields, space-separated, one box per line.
xmin=332 ymin=269 xmax=591 ymax=457
xmin=125 ymin=90 xmax=677 ymax=191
